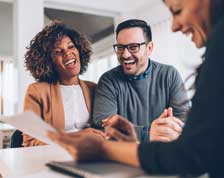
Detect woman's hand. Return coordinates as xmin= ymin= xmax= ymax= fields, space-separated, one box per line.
xmin=67 ymin=128 xmax=106 ymax=139
xmin=48 ymin=130 xmax=104 ymax=161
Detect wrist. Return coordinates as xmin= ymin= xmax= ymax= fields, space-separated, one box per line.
xmin=140 ymin=126 xmax=149 ymax=142
xmin=101 ymin=140 xmax=140 ymax=167
xmin=101 ymin=139 xmax=109 ymax=160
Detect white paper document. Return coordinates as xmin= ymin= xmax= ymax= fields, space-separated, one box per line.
xmin=0 ymin=111 xmax=57 ymax=145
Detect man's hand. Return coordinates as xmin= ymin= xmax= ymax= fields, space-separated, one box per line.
xmin=102 ymin=114 xmax=138 ymax=142
xmin=150 ymin=107 xmax=184 ymax=142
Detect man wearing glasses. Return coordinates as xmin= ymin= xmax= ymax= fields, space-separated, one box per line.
xmin=93 ymin=19 xmax=190 ymax=143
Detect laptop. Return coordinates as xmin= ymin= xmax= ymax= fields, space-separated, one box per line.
xmin=46 ymin=160 xmax=144 ymax=178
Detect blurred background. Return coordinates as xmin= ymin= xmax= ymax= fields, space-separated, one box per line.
xmin=0 ymin=0 xmax=204 ymax=147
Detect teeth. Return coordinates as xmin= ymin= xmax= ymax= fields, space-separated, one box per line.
xmin=64 ymin=59 xmax=76 ymax=66
xmin=124 ymin=60 xmax=135 ymax=64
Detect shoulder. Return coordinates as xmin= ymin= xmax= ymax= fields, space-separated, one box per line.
xmin=209 ymin=16 xmax=224 ymax=45
xmin=26 ymin=82 xmax=52 ymax=95
xmin=206 ymin=16 xmax=224 ymax=61
xmin=151 ymin=60 xmax=183 ymax=87
xmin=99 ymin=65 xmax=123 ymax=82
xmin=95 ymin=66 xmax=123 ymax=92
xmin=81 ymin=80 xmax=96 ymax=89
xmin=28 ymin=82 xmax=51 ymax=88
xmin=151 ymin=60 xmax=179 ymax=76
xmin=199 ymin=17 xmax=224 ymax=86
xmin=27 ymin=82 xmax=51 ymax=90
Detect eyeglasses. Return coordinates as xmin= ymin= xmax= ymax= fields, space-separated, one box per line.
xmin=113 ymin=41 xmax=149 ymax=54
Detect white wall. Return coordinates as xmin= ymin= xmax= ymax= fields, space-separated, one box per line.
xmin=0 ymin=2 xmax=13 ymax=57
xmin=14 ymin=0 xmax=44 ymax=112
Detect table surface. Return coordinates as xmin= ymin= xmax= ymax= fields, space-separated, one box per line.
xmin=0 ymin=145 xmax=192 ymax=178
xmin=0 ymin=145 xmax=73 ymax=177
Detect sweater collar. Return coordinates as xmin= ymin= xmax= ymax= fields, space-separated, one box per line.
xmin=125 ymin=59 xmax=152 ymax=81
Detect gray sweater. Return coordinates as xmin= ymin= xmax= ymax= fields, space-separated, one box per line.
xmin=93 ymin=60 xmax=190 ymax=141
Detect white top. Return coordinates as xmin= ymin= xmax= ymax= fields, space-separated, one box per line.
xmin=60 ymin=85 xmax=89 ymax=132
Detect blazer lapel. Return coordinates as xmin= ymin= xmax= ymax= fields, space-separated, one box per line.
xmin=79 ymin=80 xmax=91 ymax=114
xmin=50 ymin=82 xmax=65 ymax=129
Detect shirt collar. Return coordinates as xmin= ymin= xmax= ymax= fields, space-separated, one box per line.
xmin=125 ymin=59 xmax=152 ymax=81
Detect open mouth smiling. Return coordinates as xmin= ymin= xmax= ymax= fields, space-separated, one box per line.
xmin=123 ymin=59 xmax=136 ymax=65
xmin=64 ymin=58 xmax=77 ymax=66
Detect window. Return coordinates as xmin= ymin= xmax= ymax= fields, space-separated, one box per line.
xmin=0 ymin=58 xmax=17 ymax=116
xmin=80 ymin=54 xmax=118 ymax=83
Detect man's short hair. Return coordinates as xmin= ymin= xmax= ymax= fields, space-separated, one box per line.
xmin=115 ymin=19 xmax=152 ymax=41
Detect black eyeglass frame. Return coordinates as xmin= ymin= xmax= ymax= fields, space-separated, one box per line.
xmin=113 ymin=41 xmax=150 ymax=54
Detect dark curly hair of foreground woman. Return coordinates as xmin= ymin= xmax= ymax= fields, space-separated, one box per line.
xmin=25 ymin=21 xmax=92 ymax=83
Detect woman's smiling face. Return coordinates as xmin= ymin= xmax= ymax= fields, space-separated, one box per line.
xmin=52 ymin=35 xmax=81 ymax=82
xmin=165 ymin=0 xmax=211 ymax=48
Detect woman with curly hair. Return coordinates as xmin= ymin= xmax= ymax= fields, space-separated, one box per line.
xmin=22 ymin=21 xmax=103 ymax=147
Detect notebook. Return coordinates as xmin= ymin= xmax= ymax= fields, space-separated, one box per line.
xmin=46 ymin=160 xmax=144 ymax=178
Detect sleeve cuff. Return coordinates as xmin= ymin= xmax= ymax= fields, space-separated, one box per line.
xmin=134 ymin=125 xmax=149 ymax=142
xmin=140 ymin=126 xmax=149 ymax=142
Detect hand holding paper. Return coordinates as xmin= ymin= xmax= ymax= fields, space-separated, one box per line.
xmin=0 ymin=111 xmax=57 ymax=145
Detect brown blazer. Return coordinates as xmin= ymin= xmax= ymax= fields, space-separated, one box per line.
xmin=22 ymin=80 xmax=96 ymax=147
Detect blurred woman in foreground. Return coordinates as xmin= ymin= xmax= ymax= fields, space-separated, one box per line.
xmin=48 ymin=0 xmax=224 ymax=177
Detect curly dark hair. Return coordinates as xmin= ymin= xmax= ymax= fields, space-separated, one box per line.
xmin=25 ymin=20 xmax=92 ymax=83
